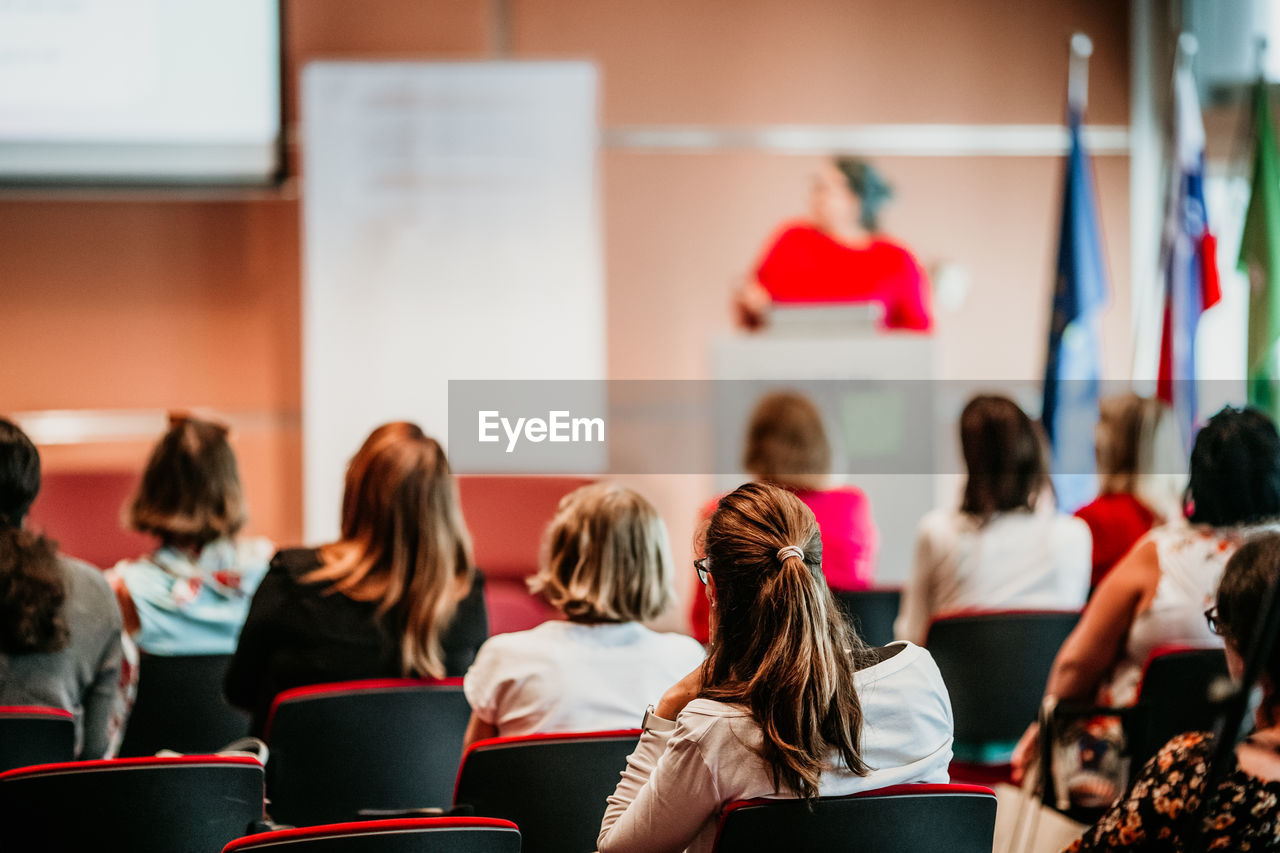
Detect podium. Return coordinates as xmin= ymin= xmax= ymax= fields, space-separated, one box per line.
xmin=711 ymin=307 xmax=938 ymax=585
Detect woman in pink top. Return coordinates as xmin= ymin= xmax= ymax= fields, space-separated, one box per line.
xmin=690 ymin=391 xmax=878 ymax=643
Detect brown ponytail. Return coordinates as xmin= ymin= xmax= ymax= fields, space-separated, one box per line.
xmin=699 ymin=481 xmax=876 ymax=800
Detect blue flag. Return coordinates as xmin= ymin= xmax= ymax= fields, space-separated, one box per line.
xmin=1042 ymin=108 xmax=1109 ymax=512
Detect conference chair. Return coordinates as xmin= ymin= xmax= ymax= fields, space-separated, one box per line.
xmin=831 ymin=588 xmax=901 ymax=646
xmin=221 ymin=817 xmax=521 ymax=853
xmin=119 ymin=652 xmax=250 ymax=757
xmin=453 ymin=729 xmax=641 ymax=853
xmin=1041 ymin=644 xmax=1230 ymax=809
xmin=711 ymin=783 xmax=998 ymax=852
xmin=263 ymin=678 xmax=470 ymax=826
xmin=0 ymin=754 xmax=264 ymax=852
xmin=0 ymin=706 xmax=75 ymax=772
xmin=925 ymin=610 xmax=1081 ymax=783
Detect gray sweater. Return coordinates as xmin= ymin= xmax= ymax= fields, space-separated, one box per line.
xmin=0 ymin=555 xmax=124 ymax=759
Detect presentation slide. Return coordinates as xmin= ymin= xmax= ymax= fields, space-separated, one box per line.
xmin=0 ymin=0 xmax=281 ymax=184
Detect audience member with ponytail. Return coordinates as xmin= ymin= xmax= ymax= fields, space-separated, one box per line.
xmin=225 ymin=422 xmax=488 ymax=735
xmin=0 ymin=418 xmax=125 ymax=759
xmin=598 ymin=482 xmax=953 ymax=853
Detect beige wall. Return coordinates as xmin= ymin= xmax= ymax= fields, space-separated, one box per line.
xmin=0 ymin=0 xmax=1133 ymax=622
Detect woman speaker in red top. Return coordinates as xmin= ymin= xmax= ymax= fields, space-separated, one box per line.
xmin=736 ymin=158 xmax=932 ymax=332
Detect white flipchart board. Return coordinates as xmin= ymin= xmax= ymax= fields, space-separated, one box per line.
xmin=301 ymin=62 xmax=604 ymax=542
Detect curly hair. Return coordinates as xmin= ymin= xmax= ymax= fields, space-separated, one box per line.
xmin=0 ymin=528 xmax=68 ymax=655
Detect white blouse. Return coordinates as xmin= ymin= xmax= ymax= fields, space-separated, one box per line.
xmin=597 ymin=642 xmax=954 ymax=853
xmin=464 ymin=620 xmax=706 ymax=737
xmin=895 ymin=508 xmax=1092 ymax=645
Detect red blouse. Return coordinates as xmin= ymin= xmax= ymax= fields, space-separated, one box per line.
xmin=756 ymin=222 xmax=933 ymax=331
xmin=1074 ymin=492 xmax=1157 ymax=590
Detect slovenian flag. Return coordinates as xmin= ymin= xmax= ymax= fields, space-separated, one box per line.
xmin=1042 ymin=106 xmax=1109 ymax=512
xmin=1156 ymin=57 xmax=1220 ymax=448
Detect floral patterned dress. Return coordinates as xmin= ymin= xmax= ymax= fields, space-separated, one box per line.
xmin=1066 ymin=731 xmax=1280 ymax=851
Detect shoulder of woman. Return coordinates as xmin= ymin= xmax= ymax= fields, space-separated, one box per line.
xmin=267 ymin=547 xmax=322 ymax=581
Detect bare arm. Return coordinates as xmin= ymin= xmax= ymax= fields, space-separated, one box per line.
xmin=1012 ymin=538 xmax=1158 ymax=780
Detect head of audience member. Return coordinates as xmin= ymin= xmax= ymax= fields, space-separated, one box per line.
xmin=1185 ymin=406 xmax=1280 ymax=528
xmin=959 ymin=395 xmax=1051 ymax=522
xmin=1095 ymin=393 xmax=1184 ymax=521
xmin=810 ymin=157 xmax=892 ymax=237
xmin=529 ymin=482 xmax=675 ymax=625
xmin=1214 ymin=531 xmax=1280 ymax=727
xmin=308 ymin=422 xmax=474 ymax=678
xmin=742 ymin=391 xmax=832 ymax=492
xmin=0 ymin=418 xmax=67 ymax=656
xmin=699 ymin=481 xmax=875 ymax=799
xmin=126 ymin=414 xmax=247 ymax=551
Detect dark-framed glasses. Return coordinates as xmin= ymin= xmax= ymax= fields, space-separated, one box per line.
xmin=1204 ymin=606 xmax=1223 ymax=637
xmin=694 ymin=557 xmax=709 ymax=586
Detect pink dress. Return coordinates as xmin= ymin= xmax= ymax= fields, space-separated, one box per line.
xmin=690 ymin=485 xmax=878 ymax=644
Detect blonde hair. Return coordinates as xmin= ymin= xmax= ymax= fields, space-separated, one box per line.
xmin=305 ymin=422 xmax=474 ymax=679
xmin=701 ymin=482 xmax=876 ymax=800
xmin=742 ymin=391 xmax=832 ymax=491
xmin=126 ymin=414 xmax=246 ymax=549
xmin=528 ymin=482 xmax=675 ymax=623
xmin=1096 ymin=393 xmax=1184 ymax=522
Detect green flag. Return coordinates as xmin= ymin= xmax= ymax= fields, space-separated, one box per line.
xmin=1240 ymin=80 xmax=1280 ymax=417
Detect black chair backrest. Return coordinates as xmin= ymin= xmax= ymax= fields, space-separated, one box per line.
xmin=453 ymin=730 xmax=641 ymax=853
xmin=264 ymin=679 xmax=470 ymax=826
xmin=220 ymin=817 xmax=521 ymax=853
xmin=926 ymin=610 xmax=1080 ymax=743
xmin=1128 ymin=646 xmax=1230 ymax=769
xmin=712 ymin=784 xmax=997 ymax=852
xmin=0 ymin=755 xmax=264 ymax=853
xmin=0 ymin=707 xmax=75 ymax=772
xmin=832 ymin=589 xmax=901 ymax=647
xmin=119 ymin=653 xmax=250 ymax=757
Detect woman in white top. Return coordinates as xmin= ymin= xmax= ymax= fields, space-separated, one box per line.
xmin=463 ymin=483 xmax=704 ymax=746
xmin=895 ymin=395 xmax=1091 ymax=645
xmin=1012 ymin=406 xmax=1280 ymax=786
xmin=598 ymin=482 xmax=953 ymax=853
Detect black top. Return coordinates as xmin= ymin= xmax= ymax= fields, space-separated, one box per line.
xmin=224 ymin=548 xmax=489 ymax=735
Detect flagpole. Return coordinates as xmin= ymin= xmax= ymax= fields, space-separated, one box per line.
xmin=1069 ymin=32 xmax=1093 ymax=113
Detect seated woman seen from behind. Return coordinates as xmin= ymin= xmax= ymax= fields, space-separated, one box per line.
xmin=1073 ymin=393 xmax=1184 ymax=593
xmin=598 ymin=482 xmax=953 ymax=853
xmin=1013 ymin=406 xmax=1280 ymax=807
xmin=690 ymin=390 xmax=878 ymax=644
xmin=0 ymin=418 xmax=124 ymax=759
xmin=463 ymin=482 xmax=705 ymax=748
xmin=1066 ymin=531 xmax=1280 ymax=852
xmin=108 ymin=415 xmax=272 ymax=656
xmin=895 ymin=394 xmax=1091 ymax=646
xmin=224 ymin=422 xmax=488 ymax=735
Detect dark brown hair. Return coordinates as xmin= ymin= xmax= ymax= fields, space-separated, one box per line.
xmin=0 ymin=418 xmax=67 ymax=654
xmin=959 ymin=395 xmax=1051 ymax=522
xmin=126 ymin=414 xmax=247 ymax=549
xmin=742 ymin=391 xmax=832 ymax=490
xmin=307 ymin=422 xmax=475 ymax=678
xmin=700 ymin=482 xmax=876 ymax=800
xmin=1185 ymin=406 xmax=1280 ymax=527
xmin=1216 ymin=531 xmax=1280 ymax=697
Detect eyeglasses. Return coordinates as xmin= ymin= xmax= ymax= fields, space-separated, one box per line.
xmin=1204 ymin=606 xmax=1223 ymax=637
xmin=694 ymin=557 xmax=709 ymax=586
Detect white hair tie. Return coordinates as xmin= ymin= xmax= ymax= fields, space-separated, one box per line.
xmin=777 ymin=545 xmax=805 ymax=563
